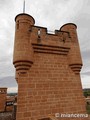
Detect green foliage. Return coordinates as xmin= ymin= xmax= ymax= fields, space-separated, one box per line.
xmin=83 ymin=89 xmax=90 ymax=97
xmin=7 ymin=93 xmax=17 ymax=96
xmin=86 ymin=104 xmax=90 ymax=114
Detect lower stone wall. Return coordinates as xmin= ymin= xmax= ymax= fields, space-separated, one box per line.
xmin=0 ymin=109 xmax=16 ymax=120
xmin=0 ymin=104 xmax=17 ymax=120
xmin=0 ymin=112 xmax=13 ymax=120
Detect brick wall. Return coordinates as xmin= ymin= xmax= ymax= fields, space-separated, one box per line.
xmin=13 ymin=13 xmax=89 ymax=120
xmin=0 ymin=88 xmax=7 ymax=112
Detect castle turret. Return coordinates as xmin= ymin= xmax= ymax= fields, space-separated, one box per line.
xmin=13 ymin=13 xmax=35 ymax=74
xmin=60 ymin=23 xmax=83 ymax=74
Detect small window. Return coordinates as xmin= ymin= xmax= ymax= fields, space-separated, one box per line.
xmin=38 ymin=29 xmax=41 ymax=38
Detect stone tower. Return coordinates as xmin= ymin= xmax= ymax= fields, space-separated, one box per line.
xmin=0 ymin=88 xmax=7 ymax=112
xmin=13 ymin=13 xmax=89 ymax=120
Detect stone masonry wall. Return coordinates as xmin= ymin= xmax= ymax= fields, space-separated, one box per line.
xmin=0 ymin=88 xmax=7 ymax=112
xmin=13 ymin=13 xmax=89 ymax=120
xmin=0 ymin=112 xmax=13 ymax=120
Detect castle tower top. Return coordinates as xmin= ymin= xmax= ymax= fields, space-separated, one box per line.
xmin=60 ymin=23 xmax=77 ymax=30
xmin=15 ymin=13 xmax=35 ymax=25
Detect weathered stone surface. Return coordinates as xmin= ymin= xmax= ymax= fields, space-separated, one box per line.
xmin=13 ymin=13 xmax=89 ymax=120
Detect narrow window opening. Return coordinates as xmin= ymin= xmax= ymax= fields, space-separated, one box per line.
xmin=38 ymin=29 xmax=41 ymax=38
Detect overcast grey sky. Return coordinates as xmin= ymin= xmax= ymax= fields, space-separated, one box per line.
xmin=0 ymin=0 xmax=90 ymax=92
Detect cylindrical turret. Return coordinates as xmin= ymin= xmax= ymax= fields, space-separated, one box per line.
xmin=60 ymin=23 xmax=82 ymax=74
xmin=13 ymin=13 xmax=35 ymax=74
xmin=60 ymin=23 xmax=77 ymax=42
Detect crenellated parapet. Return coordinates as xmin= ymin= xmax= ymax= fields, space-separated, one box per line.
xmin=31 ymin=26 xmax=71 ymax=44
xmin=29 ymin=24 xmax=82 ymax=74
xmin=30 ymin=26 xmax=71 ymax=56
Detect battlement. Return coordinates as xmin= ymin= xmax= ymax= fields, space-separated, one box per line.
xmin=30 ymin=23 xmax=77 ymax=45
xmin=15 ymin=13 xmax=35 ymax=24
xmin=31 ymin=25 xmax=71 ymax=44
xmin=29 ymin=26 xmax=71 ymax=58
